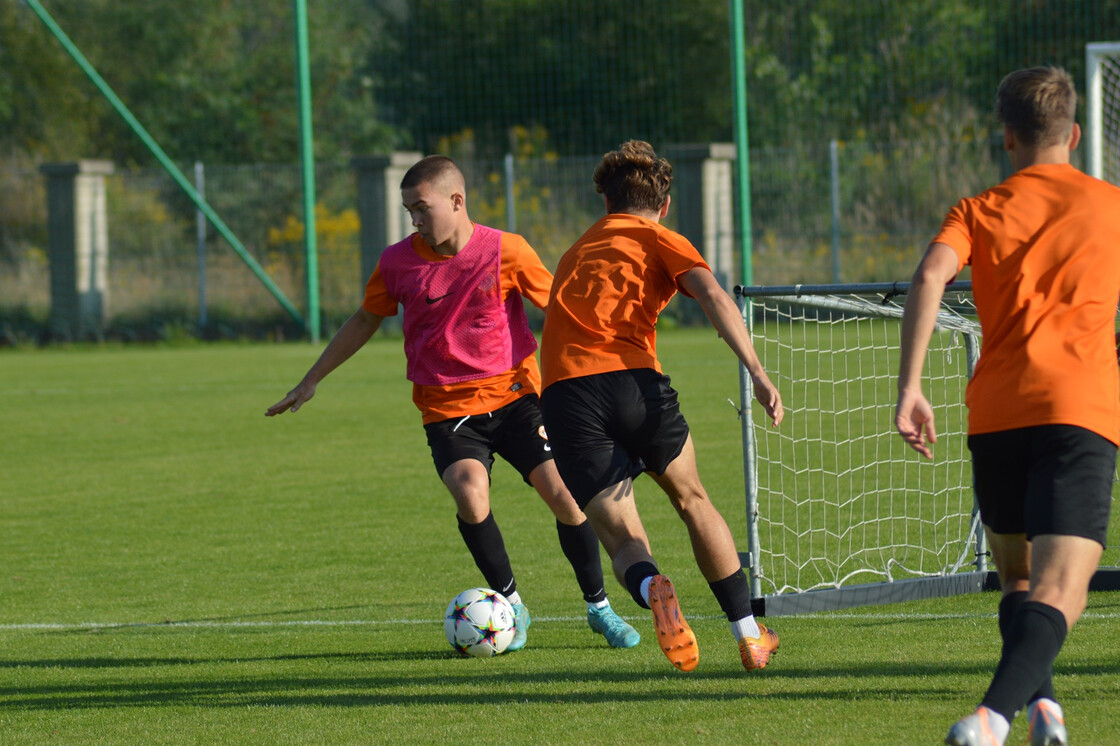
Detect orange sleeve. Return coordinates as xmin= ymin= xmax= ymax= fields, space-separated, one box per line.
xmin=658 ymin=229 xmax=711 ymax=297
xmin=931 ymin=200 xmax=973 ymax=275
xmin=361 ymin=263 xmax=400 ymax=317
xmin=501 ymin=233 xmax=553 ymax=309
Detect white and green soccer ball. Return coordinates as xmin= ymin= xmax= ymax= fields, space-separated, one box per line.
xmin=444 ymin=587 xmax=516 ymax=657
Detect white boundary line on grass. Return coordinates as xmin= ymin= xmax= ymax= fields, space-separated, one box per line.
xmin=2 ymin=610 xmax=1119 ymax=631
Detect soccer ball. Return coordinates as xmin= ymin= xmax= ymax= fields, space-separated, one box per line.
xmin=444 ymin=587 xmax=517 ymax=657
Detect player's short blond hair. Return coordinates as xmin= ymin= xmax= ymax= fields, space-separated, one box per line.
xmin=593 ymin=140 xmax=673 ymax=213
xmin=401 ymin=155 xmax=465 ymax=194
xmin=995 ymin=66 xmax=1077 ymax=148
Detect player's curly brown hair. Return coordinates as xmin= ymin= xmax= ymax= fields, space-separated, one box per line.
xmin=593 ymin=140 xmax=673 ymax=213
xmin=996 ymin=66 xmax=1077 ymax=148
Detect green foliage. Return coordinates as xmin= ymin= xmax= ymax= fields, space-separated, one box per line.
xmin=5 ymin=1 xmax=1120 ymax=327
xmin=0 ymin=1 xmax=96 ymax=156
xmin=266 ymin=200 xmax=362 ymax=322
xmin=6 ymin=0 xmax=1120 ymax=165
xmin=741 ymin=0 xmax=991 ymax=146
xmin=373 ymin=0 xmax=731 ymax=156
xmin=5 ymin=0 xmax=407 ymax=164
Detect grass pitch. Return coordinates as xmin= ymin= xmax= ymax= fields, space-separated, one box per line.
xmin=2 ymin=332 xmax=1118 ymax=745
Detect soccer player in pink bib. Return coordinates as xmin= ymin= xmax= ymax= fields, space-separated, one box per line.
xmin=268 ymin=156 xmax=639 ymax=652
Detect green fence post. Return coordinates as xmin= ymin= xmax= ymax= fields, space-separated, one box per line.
xmin=293 ymin=0 xmax=320 ymax=343
xmin=729 ymin=0 xmax=754 ymax=287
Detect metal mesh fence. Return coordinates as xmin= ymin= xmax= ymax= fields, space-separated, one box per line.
xmin=1 ymin=1 xmax=1118 ymax=340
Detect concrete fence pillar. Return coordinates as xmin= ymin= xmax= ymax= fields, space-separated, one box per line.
xmin=40 ymin=160 xmax=114 ymax=341
xmin=666 ymin=143 xmax=736 ymax=290
xmin=352 ymin=152 xmax=423 ymax=292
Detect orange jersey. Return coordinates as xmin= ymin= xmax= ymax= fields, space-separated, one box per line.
xmin=362 ymin=229 xmax=552 ymax=424
xmin=541 ymin=214 xmax=710 ymax=387
xmin=934 ymin=163 xmax=1120 ymax=443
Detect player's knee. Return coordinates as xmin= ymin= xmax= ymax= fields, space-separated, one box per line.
xmin=669 ymin=486 xmax=712 ymax=518
xmin=1030 ymin=585 xmax=1089 ymax=622
xmin=541 ymin=493 xmax=585 ymax=524
xmin=448 ymin=482 xmax=491 ymax=520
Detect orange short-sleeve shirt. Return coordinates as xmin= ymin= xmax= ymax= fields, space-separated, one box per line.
xmin=362 ymin=230 xmax=552 ymax=424
xmin=933 ymin=163 xmax=1120 ymax=443
xmin=541 ymin=214 xmax=710 ymax=387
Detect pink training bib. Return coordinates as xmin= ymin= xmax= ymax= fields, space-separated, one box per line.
xmin=379 ymin=225 xmax=538 ymax=385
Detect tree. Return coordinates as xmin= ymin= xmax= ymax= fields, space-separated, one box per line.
xmin=370 ymin=0 xmax=731 ymax=156
xmin=738 ymin=0 xmax=992 ymax=146
xmin=1 ymin=0 xmax=405 ymax=164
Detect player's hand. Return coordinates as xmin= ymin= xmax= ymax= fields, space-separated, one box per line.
xmin=895 ymin=387 xmax=936 ymax=459
xmin=751 ymin=372 xmax=784 ymax=427
xmin=265 ymin=381 xmax=316 ymax=416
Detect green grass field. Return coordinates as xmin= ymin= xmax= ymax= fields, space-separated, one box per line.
xmin=3 ymin=331 xmax=1119 ymax=745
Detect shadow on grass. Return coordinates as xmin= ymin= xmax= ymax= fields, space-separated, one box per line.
xmin=0 ymin=649 xmax=453 ymax=669
xmin=6 ymin=598 xmax=1117 ymax=712
xmin=2 ymin=656 xmax=1117 ymax=711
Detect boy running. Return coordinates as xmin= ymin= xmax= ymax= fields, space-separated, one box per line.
xmin=895 ymin=67 xmax=1120 ymax=746
xmin=539 ymin=140 xmax=784 ymax=672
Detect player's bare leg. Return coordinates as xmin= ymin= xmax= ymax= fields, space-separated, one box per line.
xmin=985 ymin=530 xmax=1031 ymax=594
xmin=527 ymin=459 xmax=586 ymax=525
xmin=1027 ymin=534 xmax=1102 ymax=628
xmin=585 ymin=480 xmax=695 ymax=669
xmin=441 ymin=458 xmax=493 ymax=523
xmin=648 ymin=435 xmax=739 ymax=581
xmin=582 ymin=478 xmax=653 ymax=586
xmin=650 ymin=435 xmax=779 ymax=670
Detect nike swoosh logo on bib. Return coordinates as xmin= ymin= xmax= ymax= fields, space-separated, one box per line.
xmin=425 ymin=292 xmax=453 ymax=304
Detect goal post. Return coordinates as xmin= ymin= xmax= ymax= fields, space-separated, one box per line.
xmin=736 ymin=282 xmax=1120 ymax=616
xmin=735 ymin=283 xmax=991 ymax=616
xmin=1087 ymin=41 xmax=1120 ymax=185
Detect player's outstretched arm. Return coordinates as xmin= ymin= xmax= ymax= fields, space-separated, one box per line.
xmin=679 ymin=266 xmax=783 ymax=426
xmin=266 ymin=308 xmax=384 ymax=416
xmin=895 ymin=242 xmax=958 ymax=458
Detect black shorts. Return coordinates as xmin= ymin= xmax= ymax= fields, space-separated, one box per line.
xmin=424 ymin=394 xmax=552 ymax=484
xmin=540 ymin=369 xmax=690 ymax=509
xmin=968 ymin=424 xmax=1115 ymax=547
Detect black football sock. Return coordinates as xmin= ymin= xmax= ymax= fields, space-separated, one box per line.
xmin=623 ymin=561 xmax=659 ymax=609
xmin=556 ymin=519 xmax=608 ymax=604
xmin=457 ymin=512 xmax=516 ymax=598
xmin=981 ymin=601 xmax=1067 ymax=723
xmin=708 ymin=568 xmax=754 ymax=621
xmin=999 ymin=591 xmax=1056 ymax=703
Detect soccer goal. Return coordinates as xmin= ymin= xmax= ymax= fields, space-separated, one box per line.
xmin=1087 ymin=41 xmax=1120 ymax=185
xmin=735 ymin=283 xmax=992 ymax=615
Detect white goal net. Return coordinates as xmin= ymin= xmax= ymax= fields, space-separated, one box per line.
xmin=736 ymin=283 xmax=988 ymax=615
xmin=1088 ymin=41 xmax=1120 ymax=185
